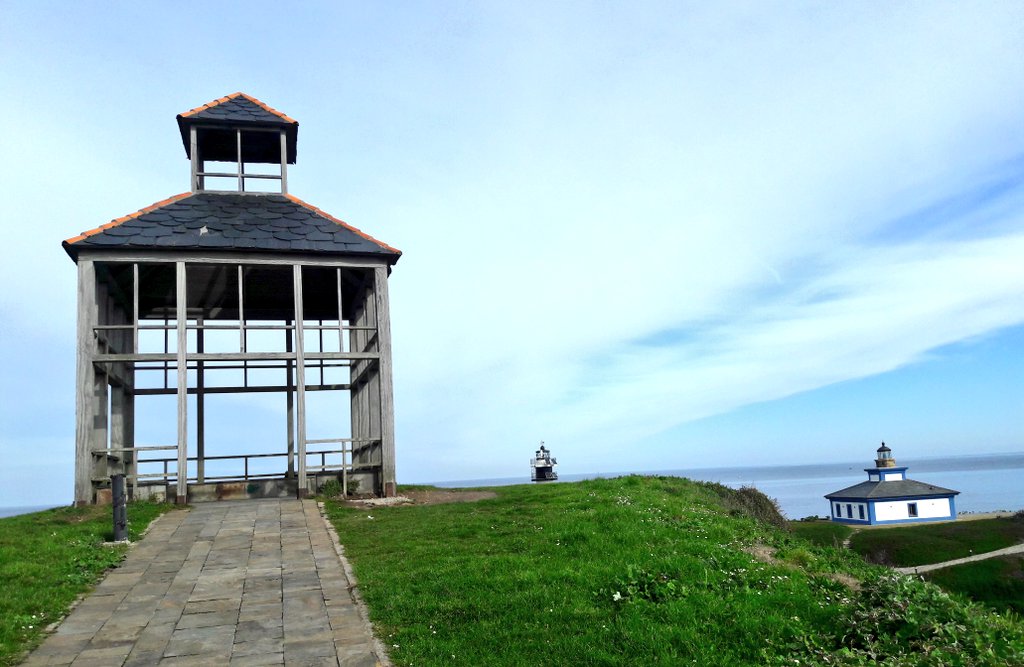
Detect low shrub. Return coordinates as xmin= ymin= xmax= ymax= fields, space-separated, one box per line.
xmin=318 ymin=478 xmax=342 ymax=498
xmin=700 ymin=482 xmax=788 ymax=530
xmin=806 ymin=573 xmax=1024 ymax=665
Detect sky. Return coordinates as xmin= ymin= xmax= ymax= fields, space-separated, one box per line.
xmin=1 ymin=2 xmax=1022 ymax=507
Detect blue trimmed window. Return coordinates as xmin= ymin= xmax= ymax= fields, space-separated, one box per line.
xmin=908 ymin=502 xmax=918 ymax=517
xmin=858 ymin=506 xmax=865 ymax=520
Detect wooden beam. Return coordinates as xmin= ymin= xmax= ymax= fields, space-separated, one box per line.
xmin=238 ymin=265 xmax=246 ymax=353
xmin=95 ymin=351 xmax=382 ymax=363
xmin=337 ymin=268 xmax=345 ymax=352
xmin=132 ymin=263 xmax=139 ymax=354
xmin=175 ymin=261 xmax=188 ymax=504
xmin=134 ymin=383 xmax=351 ymax=396
xmin=190 ymin=126 xmax=199 ymax=191
xmin=74 ymin=260 xmax=98 ymax=505
xmin=293 ymin=265 xmax=308 ymax=497
xmin=236 ymin=129 xmax=243 ymax=192
xmin=373 ymin=266 xmax=397 ymax=497
xmin=280 ymin=130 xmax=288 ymax=194
xmin=76 ymin=250 xmax=393 ymax=269
xmin=286 ymin=320 xmax=295 ymax=479
xmin=196 ymin=317 xmax=205 ymax=484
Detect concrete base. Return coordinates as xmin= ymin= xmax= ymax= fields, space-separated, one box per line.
xmin=127 ymin=472 xmax=387 ymax=504
xmin=188 ymin=479 xmax=299 ymax=503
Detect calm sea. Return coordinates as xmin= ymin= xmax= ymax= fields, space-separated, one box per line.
xmin=431 ymin=452 xmax=1024 ymax=520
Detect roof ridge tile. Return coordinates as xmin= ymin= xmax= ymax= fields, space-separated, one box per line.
xmin=283 ymin=193 xmax=402 ymax=255
xmin=179 ymin=92 xmax=297 ymax=124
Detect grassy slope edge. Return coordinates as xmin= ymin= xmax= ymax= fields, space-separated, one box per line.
xmin=0 ymin=502 xmax=173 ymax=666
xmin=325 ymin=477 xmax=1024 ymax=667
xmin=848 ymin=517 xmax=1024 ymax=567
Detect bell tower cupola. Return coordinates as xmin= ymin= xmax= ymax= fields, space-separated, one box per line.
xmin=176 ymin=92 xmax=298 ymax=194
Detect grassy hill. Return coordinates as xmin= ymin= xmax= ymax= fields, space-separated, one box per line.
xmin=324 ymin=477 xmax=1024 ymax=666
xmin=848 ymin=516 xmax=1024 ymax=567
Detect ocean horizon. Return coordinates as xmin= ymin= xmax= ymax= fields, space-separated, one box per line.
xmin=4 ymin=452 xmax=1021 ymax=521
xmin=430 ymin=451 xmax=1024 ymax=519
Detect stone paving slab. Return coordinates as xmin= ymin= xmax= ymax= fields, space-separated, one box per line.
xmin=22 ymin=499 xmax=389 ymax=666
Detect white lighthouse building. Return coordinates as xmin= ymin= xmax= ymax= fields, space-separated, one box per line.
xmin=825 ymin=443 xmax=959 ymax=525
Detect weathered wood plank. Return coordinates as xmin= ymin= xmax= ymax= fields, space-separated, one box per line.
xmin=175 ymin=261 xmax=188 ymax=503
xmin=75 ymin=250 xmax=394 ymax=268
xmin=95 ymin=351 xmax=381 ymax=362
xmin=279 ymin=130 xmax=288 ymax=194
xmin=74 ymin=260 xmax=98 ymax=505
xmin=293 ymin=265 xmax=308 ymax=497
xmin=196 ymin=317 xmax=205 ymax=483
xmin=373 ymin=266 xmax=397 ymax=497
xmin=134 ymin=383 xmax=350 ymax=396
xmin=286 ymin=320 xmax=295 ymax=478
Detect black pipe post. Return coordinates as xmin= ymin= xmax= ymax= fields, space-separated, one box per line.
xmin=112 ymin=474 xmax=127 ymax=542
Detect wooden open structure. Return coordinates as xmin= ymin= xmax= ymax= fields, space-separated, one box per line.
xmin=64 ymin=93 xmax=401 ymax=505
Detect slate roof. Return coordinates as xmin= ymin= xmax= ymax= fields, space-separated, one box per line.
xmin=63 ymin=193 xmax=401 ymax=263
xmin=179 ymin=92 xmax=297 ymax=125
xmin=177 ymin=93 xmax=299 ymax=163
xmin=826 ymin=479 xmax=959 ymax=500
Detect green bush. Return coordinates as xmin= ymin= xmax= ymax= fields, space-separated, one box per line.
xmin=318 ymin=478 xmax=342 ymax=498
xmin=807 ymin=573 xmax=1024 ymax=665
xmin=699 ymin=482 xmax=788 ymax=530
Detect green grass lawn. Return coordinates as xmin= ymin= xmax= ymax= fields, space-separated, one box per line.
xmin=326 ymin=477 xmax=1024 ymax=666
xmin=849 ymin=517 xmax=1024 ymax=567
xmin=0 ymin=501 xmax=173 ymax=666
xmin=789 ymin=520 xmax=853 ymax=548
xmin=925 ymin=555 xmax=1024 ymax=616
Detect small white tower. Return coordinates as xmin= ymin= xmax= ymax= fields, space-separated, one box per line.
xmin=530 ymin=442 xmax=558 ymax=482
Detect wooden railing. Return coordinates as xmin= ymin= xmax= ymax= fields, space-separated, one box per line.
xmin=91 ymin=440 xmax=380 ymax=493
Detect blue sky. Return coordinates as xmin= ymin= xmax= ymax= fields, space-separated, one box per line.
xmin=1 ymin=2 xmax=1022 ymax=506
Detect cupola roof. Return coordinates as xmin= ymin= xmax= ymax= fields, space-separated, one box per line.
xmin=176 ymin=92 xmax=299 ymax=164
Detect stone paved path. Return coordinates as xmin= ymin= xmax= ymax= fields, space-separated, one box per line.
xmin=23 ymin=499 xmax=386 ymax=666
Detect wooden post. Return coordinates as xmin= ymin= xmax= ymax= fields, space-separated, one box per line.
xmin=110 ymin=383 xmax=126 ymax=475
xmin=190 ymin=126 xmax=199 ymax=192
xmin=74 ymin=260 xmax=98 ymax=505
xmin=196 ymin=316 xmax=205 ymax=484
xmin=349 ymin=299 xmax=365 ymax=468
xmin=236 ymin=129 xmax=243 ymax=192
xmin=175 ymin=262 xmax=188 ymax=504
xmin=285 ymin=320 xmax=295 ymax=479
xmin=126 ymin=263 xmax=137 ymax=497
xmin=124 ymin=379 xmax=136 ymax=498
xmin=95 ymin=279 xmax=113 ymax=489
xmin=373 ymin=266 xmax=397 ymax=497
xmin=279 ymin=130 xmax=288 ymax=194
xmin=293 ymin=265 xmax=308 ymax=497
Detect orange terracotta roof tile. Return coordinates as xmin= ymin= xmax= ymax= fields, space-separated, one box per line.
xmin=179 ymin=92 xmax=297 ymax=124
